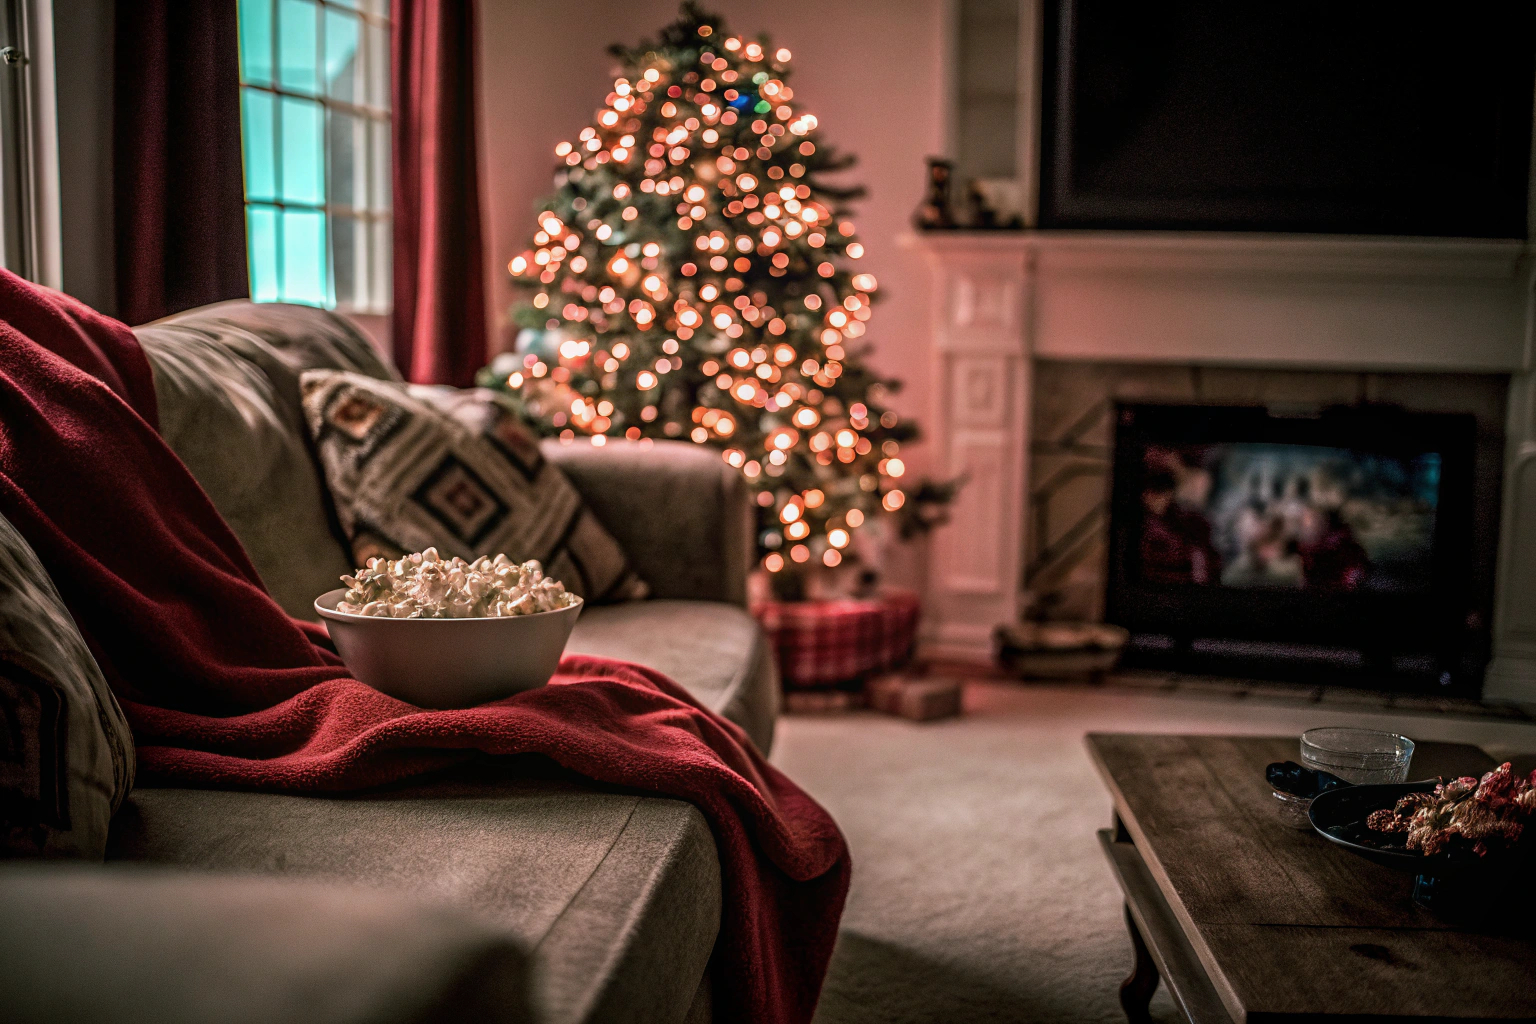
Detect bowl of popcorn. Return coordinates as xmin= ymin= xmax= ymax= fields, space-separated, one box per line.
xmin=315 ymin=548 xmax=583 ymax=708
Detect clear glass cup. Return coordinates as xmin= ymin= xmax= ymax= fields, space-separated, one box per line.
xmin=1299 ymin=727 xmax=1415 ymax=785
xmin=1272 ymin=788 xmax=1314 ymax=829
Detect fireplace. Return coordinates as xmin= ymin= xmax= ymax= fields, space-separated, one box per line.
xmin=905 ymin=230 xmax=1535 ymax=703
xmin=1105 ymin=402 xmax=1483 ymax=692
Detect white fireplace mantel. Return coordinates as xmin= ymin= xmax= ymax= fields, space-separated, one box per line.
xmin=905 ymin=229 xmax=1536 ymax=702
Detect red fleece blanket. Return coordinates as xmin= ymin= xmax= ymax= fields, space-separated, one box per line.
xmin=0 ymin=271 xmax=849 ymax=1024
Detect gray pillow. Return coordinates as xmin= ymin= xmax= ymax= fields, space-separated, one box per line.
xmin=0 ymin=514 xmax=134 ymax=859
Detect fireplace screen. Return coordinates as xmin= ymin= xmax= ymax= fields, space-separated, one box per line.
xmin=1106 ymin=403 xmax=1478 ymax=690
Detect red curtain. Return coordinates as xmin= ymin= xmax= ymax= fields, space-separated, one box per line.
xmin=114 ymin=0 xmax=249 ymax=326
xmin=391 ymin=0 xmax=488 ymax=386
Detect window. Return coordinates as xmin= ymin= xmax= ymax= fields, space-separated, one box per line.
xmin=0 ymin=0 xmax=44 ymax=282
xmin=236 ymin=0 xmax=391 ymax=313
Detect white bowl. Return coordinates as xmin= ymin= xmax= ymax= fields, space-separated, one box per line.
xmin=314 ymin=589 xmax=583 ymax=709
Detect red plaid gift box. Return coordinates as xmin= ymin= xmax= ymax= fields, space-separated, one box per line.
xmin=751 ymin=590 xmax=921 ymax=689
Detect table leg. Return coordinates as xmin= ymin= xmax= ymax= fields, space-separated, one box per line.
xmin=1119 ymin=903 xmax=1160 ymax=1023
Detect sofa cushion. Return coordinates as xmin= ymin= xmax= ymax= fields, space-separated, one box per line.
xmin=0 ymin=513 xmax=133 ymax=859
xmin=567 ymin=600 xmax=779 ymax=755
xmin=135 ymin=321 xmax=355 ymax=618
xmin=0 ymin=864 xmax=531 ymax=1024
xmin=299 ymin=371 xmax=647 ymax=604
xmin=149 ymin=299 xmax=400 ymax=393
xmin=133 ymin=302 xmax=395 ymax=618
xmin=106 ymin=773 xmax=718 ymax=1024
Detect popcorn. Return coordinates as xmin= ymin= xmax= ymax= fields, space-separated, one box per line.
xmin=1367 ymin=762 xmax=1535 ymax=858
xmin=336 ymin=548 xmax=578 ymax=618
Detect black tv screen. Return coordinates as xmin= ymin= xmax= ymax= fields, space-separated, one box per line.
xmin=1039 ymin=2 xmax=1536 ymax=236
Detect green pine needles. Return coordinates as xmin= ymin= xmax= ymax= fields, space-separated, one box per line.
xmin=483 ymin=3 xmax=934 ymax=579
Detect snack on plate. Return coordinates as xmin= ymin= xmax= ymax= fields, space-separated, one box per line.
xmin=1366 ymin=762 xmax=1536 ymax=858
xmin=337 ymin=548 xmax=578 ymax=619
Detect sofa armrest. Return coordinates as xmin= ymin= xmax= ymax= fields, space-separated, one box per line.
xmin=543 ymin=440 xmax=752 ymax=605
xmin=0 ymin=864 xmax=531 ymax=1024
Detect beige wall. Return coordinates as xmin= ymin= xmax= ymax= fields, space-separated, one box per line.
xmin=475 ymin=0 xmax=947 ymax=466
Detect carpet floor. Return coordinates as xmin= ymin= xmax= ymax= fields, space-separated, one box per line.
xmin=769 ymin=679 xmax=1536 ymax=1024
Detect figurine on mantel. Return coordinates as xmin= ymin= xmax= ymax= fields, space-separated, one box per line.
xmin=966 ymin=179 xmax=998 ymax=229
xmin=913 ymin=157 xmax=957 ymax=229
xmin=914 ymin=157 xmax=1027 ymax=230
xmin=966 ymin=179 xmax=1025 ymax=230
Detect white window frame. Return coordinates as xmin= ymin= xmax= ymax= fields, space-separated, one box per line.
xmin=0 ymin=0 xmax=60 ymax=288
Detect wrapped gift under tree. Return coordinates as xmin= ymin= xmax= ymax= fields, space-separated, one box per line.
xmin=752 ymin=590 xmax=919 ymax=689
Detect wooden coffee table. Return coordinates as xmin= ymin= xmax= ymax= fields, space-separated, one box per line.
xmin=1087 ymin=733 xmax=1536 ymax=1023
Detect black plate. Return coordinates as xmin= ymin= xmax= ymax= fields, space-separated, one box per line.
xmin=1308 ymin=781 xmax=1485 ymax=878
xmin=1308 ymin=779 xmax=1536 ymax=921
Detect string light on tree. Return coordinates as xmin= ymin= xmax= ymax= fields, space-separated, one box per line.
xmin=483 ymin=2 xmax=943 ymax=582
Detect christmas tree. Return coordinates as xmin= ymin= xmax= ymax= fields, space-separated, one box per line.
xmin=484 ymin=3 xmax=935 ymax=584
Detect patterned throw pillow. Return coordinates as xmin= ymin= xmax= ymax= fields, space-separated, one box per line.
xmin=0 ymin=513 xmax=134 ymax=859
xmin=300 ymin=370 xmax=648 ymax=603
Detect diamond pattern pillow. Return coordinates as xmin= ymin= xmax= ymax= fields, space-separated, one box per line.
xmin=299 ymin=371 xmax=648 ymax=604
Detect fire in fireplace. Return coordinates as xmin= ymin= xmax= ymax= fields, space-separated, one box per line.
xmin=1106 ymin=403 xmax=1481 ymax=691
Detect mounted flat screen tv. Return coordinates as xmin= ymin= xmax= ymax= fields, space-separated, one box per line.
xmin=1039 ymin=3 xmax=1535 ymax=236
xmin=1106 ymin=404 xmax=1479 ymax=691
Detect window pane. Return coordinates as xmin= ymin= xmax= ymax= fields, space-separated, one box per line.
xmin=277 ymin=0 xmax=318 ymax=94
xmin=281 ymin=208 xmax=327 ymax=306
xmin=370 ymin=118 xmax=390 ymax=212
xmin=331 ymin=214 xmax=363 ymax=308
xmin=372 ymin=218 xmax=392 ymax=310
xmin=279 ymin=96 xmax=324 ymax=204
xmin=367 ymin=21 xmax=390 ymax=110
xmin=239 ymin=0 xmax=273 ymax=86
xmin=247 ymin=204 xmax=280 ymax=301
xmin=324 ymin=8 xmax=363 ymax=103
xmin=245 ymin=3 xmax=392 ymax=315
xmin=240 ymin=89 xmax=277 ymax=201
xmin=328 ymin=109 xmax=366 ymax=209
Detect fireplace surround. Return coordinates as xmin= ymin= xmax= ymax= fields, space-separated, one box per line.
xmin=907 ymin=230 xmax=1536 ymax=701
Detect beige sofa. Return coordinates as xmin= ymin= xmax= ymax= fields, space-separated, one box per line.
xmin=3 ymin=302 xmax=780 ymax=1024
